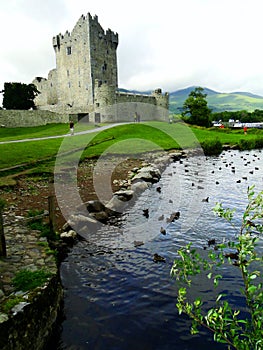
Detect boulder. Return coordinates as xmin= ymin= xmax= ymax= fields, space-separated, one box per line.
xmin=132 ymin=166 xmax=161 ymax=183
xmin=131 ymin=181 xmax=149 ymax=194
xmin=83 ymin=200 xmax=106 ymax=213
xmin=113 ymin=189 xmax=134 ymax=201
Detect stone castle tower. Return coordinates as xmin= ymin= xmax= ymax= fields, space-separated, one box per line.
xmin=33 ymin=13 xmax=169 ymax=122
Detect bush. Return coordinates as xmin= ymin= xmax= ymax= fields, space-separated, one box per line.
xmin=12 ymin=269 xmax=52 ymax=292
xmin=171 ymin=186 xmax=263 ymax=349
xmin=254 ymin=137 xmax=263 ymax=149
xmin=1 ymin=295 xmax=24 ymax=313
xmin=238 ymin=138 xmax=255 ymax=151
xmin=200 ymin=138 xmax=223 ymax=156
xmin=27 ymin=208 xmax=56 ymax=240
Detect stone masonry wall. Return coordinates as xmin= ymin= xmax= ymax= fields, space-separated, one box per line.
xmin=0 ymin=211 xmax=63 ymax=350
xmin=32 ymin=13 xmax=169 ymax=119
xmin=0 ymin=110 xmax=69 ymax=128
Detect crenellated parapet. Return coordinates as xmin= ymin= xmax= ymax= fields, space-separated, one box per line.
xmin=33 ymin=13 xmax=168 ymax=120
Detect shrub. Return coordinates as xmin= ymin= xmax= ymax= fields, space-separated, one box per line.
xmin=200 ymin=138 xmax=223 ymax=156
xmin=27 ymin=208 xmax=56 ymax=240
xmin=171 ymin=186 xmax=263 ymax=349
xmin=238 ymin=138 xmax=255 ymax=151
xmin=12 ymin=269 xmax=52 ymax=292
xmin=1 ymin=295 xmax=25 ymax=313
xmin=254 ymin=137 xmax=263 ymax=149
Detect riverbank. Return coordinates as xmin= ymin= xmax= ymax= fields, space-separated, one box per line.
xmin=57 ymin=148 xmax=263 ymax=350
xmin=0 ymin=209 xmax=63 ymax=349
xmin=0 ymin=149 xmax=186 ymax=349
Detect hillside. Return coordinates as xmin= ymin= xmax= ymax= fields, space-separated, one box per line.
xmin=118 ymin=86 xmax=263 ymax=113
xmin=169 ymin=86 xmax=263 ymax=114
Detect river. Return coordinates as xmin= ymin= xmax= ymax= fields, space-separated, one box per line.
xmin=55 ymin=149 xmax=263 ymax=350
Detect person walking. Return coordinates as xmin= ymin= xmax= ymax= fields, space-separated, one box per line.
xmin=243 ymin=126 xmax=247 ymax=135
xmin=69 ymin=120 xmax=74 ymax=135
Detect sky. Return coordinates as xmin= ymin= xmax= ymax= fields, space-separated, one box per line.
xmin=1 ymin=0 xmax=263 ymax=104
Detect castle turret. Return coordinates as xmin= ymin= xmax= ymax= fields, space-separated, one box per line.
xmin=152 ymin=88 xmax=169 ymax=110
xmin=32 ymin=13 xmax=168 ymax=122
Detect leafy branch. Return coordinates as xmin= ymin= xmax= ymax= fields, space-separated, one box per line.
xmin=171 ymin=186 xmax=263 ymax=350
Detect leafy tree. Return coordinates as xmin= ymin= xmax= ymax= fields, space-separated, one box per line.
xmin=171 ymin=186 xmax=263 ymax=349
xmin=2 ymin=82 xmax=39 ymax=110
xmin=182 ymin=87 xmax=211 ymax=127
xmin=211 ymin=109 xmax=263 ymax=124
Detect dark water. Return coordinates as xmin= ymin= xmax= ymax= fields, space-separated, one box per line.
xmin=56 ymin=149 xmax=263 ymax=350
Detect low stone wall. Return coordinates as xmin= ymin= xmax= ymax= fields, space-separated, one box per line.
xmin=0 ymin=110 xmax=69 ymax=127
xmin=0 ymin=275 xmax=63 ymax=350
xmin=0 ymin=212 xmax=63 ymax=350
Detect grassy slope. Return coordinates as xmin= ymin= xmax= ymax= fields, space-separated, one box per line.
xmin=0 ymin=123 xmax=96 ymax=141
xmin=169 ymin=91 xmax=263 ymax=113
xmin=0 ymin=122 xmax=262 ymax=172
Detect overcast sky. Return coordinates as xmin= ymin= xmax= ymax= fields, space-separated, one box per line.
xmin=1 ymin=0 xmax=263 ymax=103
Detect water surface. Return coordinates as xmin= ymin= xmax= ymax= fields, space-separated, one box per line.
xmin=57 ymin=149 xmax=263 ymax=349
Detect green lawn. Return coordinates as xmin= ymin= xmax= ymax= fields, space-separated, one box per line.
xmin=0 ymin=123 xmax=96 ymax=141
xmin=0 ymin=122 xmax=262 ymax=174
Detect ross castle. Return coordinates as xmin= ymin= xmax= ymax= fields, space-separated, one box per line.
xmin=32 ymin=13 xmax=169 ymax=123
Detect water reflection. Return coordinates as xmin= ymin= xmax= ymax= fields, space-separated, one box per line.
xmin=58 ymin=149 xmax=263 ymax=349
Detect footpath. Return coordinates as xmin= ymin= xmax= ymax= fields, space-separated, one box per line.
xmin=0 ymin=122 xmax=128 ymax=145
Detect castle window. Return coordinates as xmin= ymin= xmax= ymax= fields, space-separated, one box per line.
xmin=67 ymin=46 xmax=72 ymax=55
xmin=68 ymin=82 xmax=71 ymax=88
xmin=79 ymin=81 xmax=81 ymax=87
xmin=102 ymin=62 xmax=107 ymax=72
xmin=67 ymin=70 xmax=70 ymax=77
xmin=50 ymin=82 xmax=53 ymax=87
xmin=96 ymin=103 xmax=100 ymax=107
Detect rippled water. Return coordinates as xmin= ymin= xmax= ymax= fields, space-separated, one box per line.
xmin=56 ymin=149 xmax=263 ymax=350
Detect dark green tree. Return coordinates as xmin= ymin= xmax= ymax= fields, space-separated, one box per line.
xmin=2 ymin=82 xmax=39 ymax=110
xmin=182 ymin=87 xmax=211 ymax=127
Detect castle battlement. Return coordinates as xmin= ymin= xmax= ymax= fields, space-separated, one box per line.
xmin=33 ymin=13 xmax=169 ymax=122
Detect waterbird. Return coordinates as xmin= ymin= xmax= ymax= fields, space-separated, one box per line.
xmin=153 ymin=253 xmax=166 ymax=263
xmin=143 ymin=209 xmax=149 ymax=218
xmin=166 ymin=211 xmax=180 ymax=223
xmin=160 ymin=227 xmax=166 ymax=235
xmin=208 ymin=239 xmax=216 ymax=246
xmin=134 ymin=241 xmax=144 ymax=247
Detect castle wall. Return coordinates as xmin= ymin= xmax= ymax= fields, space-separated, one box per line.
xmin=0 ymin=110 xmax=68 ymax=127
xmin=32 ymin=13 xmax=169 ymax=120
xmin=48 ymin=13 xmax=118 ymax=113
xmin=90 ymin=89 xmax=169 ymax=123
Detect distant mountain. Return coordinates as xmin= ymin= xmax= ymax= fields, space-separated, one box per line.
xmin=118 ymin=86 xmax=263 ymax=113
xmin=230 ymin=91 xmax=263 ymax=99
xmin=169 ymin=86 xmax=263 ymax=114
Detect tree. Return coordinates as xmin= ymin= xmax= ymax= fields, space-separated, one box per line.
xmin=182 ymin=87 xmax=211 ymax=127
xmin=171 ymin=186 xmax=263 ymax=349
xmin=2 ymin=82 xmax=39 ymax=110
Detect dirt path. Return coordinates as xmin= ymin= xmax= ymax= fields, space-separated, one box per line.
xmin=0 ymin=156 xmax=143 ymax=231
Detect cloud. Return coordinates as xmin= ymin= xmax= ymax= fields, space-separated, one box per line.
xmin=1 ymin=0 xmax=263 ymax=105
